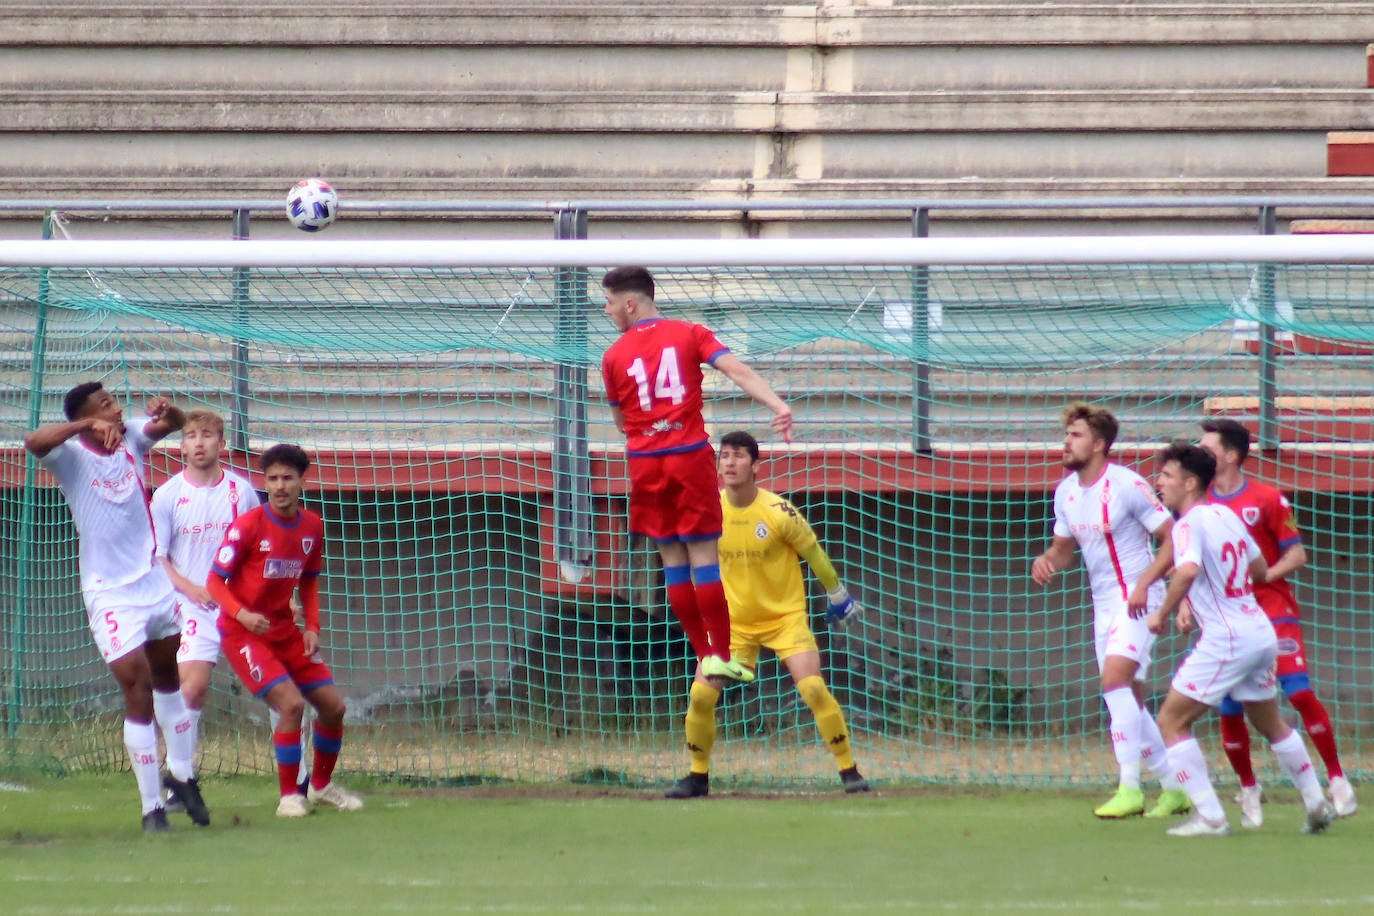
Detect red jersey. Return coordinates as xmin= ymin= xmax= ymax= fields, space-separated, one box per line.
xmin=602 ymin=317 xmax=729 ymax=456
xmin=1207 ymin=477 xmax=1302 ymax=620
xmin=209 ymin=504 xmax=325 ymax=638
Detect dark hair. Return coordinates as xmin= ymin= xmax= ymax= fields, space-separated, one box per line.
xmin=63 ymin=381 xmax=105 ymax=421
xmin=601 ymin=266 xmax=655 ymax=300
xmin=1160 ymin=439 xmax=1216 ymax=490
xmin=719 ymin=430 xmax=760 ymax=462
xmin=1062 ymin=401 xmax=1118 ymax=453
xmin=260 ymin=443 xmax=311 ymax=475
xmin=1199 ymin=416 xmax=1251 ymax=464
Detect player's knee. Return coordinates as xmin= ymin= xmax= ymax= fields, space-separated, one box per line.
xmin=182 ymin=682 xmax=209 ymax=711
xmin=314 ymin=695 xmax=346 ymax=725
xmin=1279 ymin=673 xmax=1311 ymax=698
xmin=795 ymin=675 xmax=832 ymax=710
xmin=276 ymin=695 xmax=307 ymax=724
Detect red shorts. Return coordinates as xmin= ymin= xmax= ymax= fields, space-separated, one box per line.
xmin=220 ymin=624 xmax=335 ymax=698
xmin=627 ymin=446 xmax=722 ymax=542
xmin=1272 ymin=619 xmax=1308 ymax=679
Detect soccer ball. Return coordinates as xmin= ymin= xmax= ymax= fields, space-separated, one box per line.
xmin=286 ymin=178 xmax=338 ymax=232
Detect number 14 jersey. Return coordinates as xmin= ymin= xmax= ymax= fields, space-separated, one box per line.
xmin=602 ymin=317 xmax=729 ymax=456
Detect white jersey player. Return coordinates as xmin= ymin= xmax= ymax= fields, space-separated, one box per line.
xmin=24 ymin=381 xmax=209 ymax=831
xmin=1145 ymin=441 xmax=1333 ymax=837
xmin=1031 ymin=403 xmax=1186 ymax=819
xmin=151 ymin=410 xmax=259 ymax=742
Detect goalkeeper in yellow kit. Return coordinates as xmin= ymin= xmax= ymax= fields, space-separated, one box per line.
xmin=665 ymin=430 xmax=870 ymax=798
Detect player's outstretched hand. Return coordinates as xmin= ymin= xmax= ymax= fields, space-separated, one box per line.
xmin=771 ymin=405 xmax=794 ymax=443
xmin=145 ymin=396 xmax=172 ymax=421
xmin=827 ymin=585 xmax=862 ymax=630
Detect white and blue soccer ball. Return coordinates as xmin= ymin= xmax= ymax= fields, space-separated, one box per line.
xmin=286 ymin=178 xmax=339 ymax=232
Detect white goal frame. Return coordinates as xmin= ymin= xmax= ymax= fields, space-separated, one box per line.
xmin=0 ymin=234 xmax=1372 ymax=268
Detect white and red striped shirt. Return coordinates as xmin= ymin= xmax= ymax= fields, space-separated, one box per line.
xmin=1053 ymin=463 xmax=1172 ymax=609
xmin=151 ymin=468 xmax=259 ymax=585
xmin=40 ymin=422 xmax=160 ymax=594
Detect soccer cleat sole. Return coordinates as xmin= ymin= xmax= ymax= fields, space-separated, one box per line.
xmin=699 ymin=656 xmax=755 ymax=683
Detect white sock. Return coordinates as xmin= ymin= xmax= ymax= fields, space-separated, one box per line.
xmin=1166 ymin=737 xmax=1225 ymax=822
xmin=188 ymin=707 xmax=203 ymax=742
xmin=1102 ymin=687 xmax=1142 ymax=789
xmin=1270 ymin=730 xmax=1325 ymax=808
xmin=153 ymin=689 xmax=195 ymax=781
xmin=1137 ymin=710 xmax=1174 ymax=785
xmin=123 ymin=719 xmax=163 ymax=815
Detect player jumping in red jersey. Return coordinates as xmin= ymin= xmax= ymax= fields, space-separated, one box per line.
xmin=207 ymin=444 xmax=362 ymax=818
xmin=1198 ymin=417 xmax=1355 ymax=826
xmin=601 ymin=266 xmax=793 ymax=683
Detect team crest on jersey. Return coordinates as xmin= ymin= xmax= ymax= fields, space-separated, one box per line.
xmin=302 ymin=537 xmax=315 ymax=553
xmin=1242 ymin=507 xmax=1261 ymax=526
xmin=216 ymin=545 xmax=235 ymax=565
xmin=754 ymin=522 xmax=768 ymax=540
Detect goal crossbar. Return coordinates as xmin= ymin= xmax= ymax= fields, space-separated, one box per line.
xmin=1 ymin=234 xmax=1373 ymax=268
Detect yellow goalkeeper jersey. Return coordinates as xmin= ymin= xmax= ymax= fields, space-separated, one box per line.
xmin=718 ymin=487 xmax=820 ymax=627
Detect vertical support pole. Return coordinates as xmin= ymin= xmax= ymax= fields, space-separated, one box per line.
xmin=1257 ymin=205 xmax=1279 ymax=452
xmin=910 ymin=207 xmax=932 ymax=454
xmin=552 ymin=209 xmax=594 ymax=580
xmin=231 ymin=209 xmax=251 ymax=453
xmin=10 ymin=212 xmax=54 ymax=740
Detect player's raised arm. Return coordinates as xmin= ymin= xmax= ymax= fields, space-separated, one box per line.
xmin=142 ymin=396 xmax=185 ymax=442
xmin=23 ymin=417 xmax=107 ymax=457
xmin=711 ymin=353 xmax=793 ymax=442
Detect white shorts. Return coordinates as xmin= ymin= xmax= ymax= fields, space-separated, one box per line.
xmin=1172 ymin=632 xmax=1278 ymax=708
xmin=175 ymin=599 xmax=222 ymax=665
xmin=1094 ymin=600 xmax=1155 ymax=681
xmin=84 ymin=569 xmax=180 ymax=663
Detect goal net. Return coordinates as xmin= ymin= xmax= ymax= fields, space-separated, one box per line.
xmin=2 ymin=235 xmax=1371 ymax=788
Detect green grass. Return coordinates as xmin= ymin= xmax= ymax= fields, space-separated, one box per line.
xmin=0 ymin=775 xmax=1371 ymax=914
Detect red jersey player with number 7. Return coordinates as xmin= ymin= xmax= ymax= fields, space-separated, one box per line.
xmin=601 ymin=267 xmax=793 ymax=683
xmin=207 ymin=444 xmax=362 ymax=818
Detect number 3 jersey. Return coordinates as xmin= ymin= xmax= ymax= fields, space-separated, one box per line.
xmin=1171 ymin=502 xmax=1270 ymax=643
xmin=602 ymin=317 xmax=729 ymax=456
xmin=151 ymin=469 xmax=260 ymax=585
xmin=210 ymin=504 xmax=324 ymax=638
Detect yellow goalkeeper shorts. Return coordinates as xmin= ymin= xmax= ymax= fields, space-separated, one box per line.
xmin=730 ymin=613 xmax=819 ymax=668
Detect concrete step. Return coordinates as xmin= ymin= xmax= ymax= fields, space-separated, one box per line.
xmin=0 ymin=129 xmax=1328 ymax=186
xmin=5 ymin=89 xmax=1372 ymax=133
xmin=2 ymin=43 xmax=1363 ymax=93
xmin=4 ymin=3 xmax=1371 ymax=47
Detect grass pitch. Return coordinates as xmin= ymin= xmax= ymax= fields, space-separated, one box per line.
xmin=0 ymin=775 xmax=1370 ymax=914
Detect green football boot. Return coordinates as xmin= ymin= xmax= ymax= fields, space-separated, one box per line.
xmin=1093 ymin=786 xmax=1145 ymax=819
xmin=1144 ymin=789 xmax=1192 ymax=819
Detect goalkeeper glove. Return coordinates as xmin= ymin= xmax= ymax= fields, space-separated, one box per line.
xmin=826 ymin=585 xmax=862 ymax=629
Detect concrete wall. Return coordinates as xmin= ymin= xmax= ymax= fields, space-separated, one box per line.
xmin=1 ymin=2 xmax=1372 ymax=239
